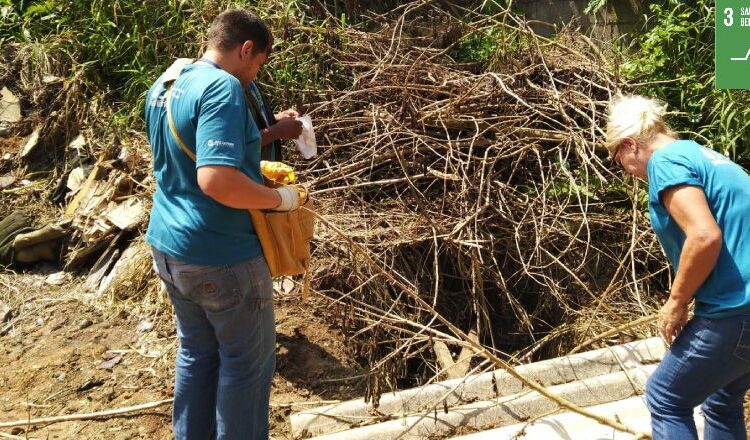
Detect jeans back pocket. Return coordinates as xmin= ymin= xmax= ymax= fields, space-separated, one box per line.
xmin=173 ymin=265 xmax=242 ymax=313
xmin=733 ymin=319 xmax=750 ymax=362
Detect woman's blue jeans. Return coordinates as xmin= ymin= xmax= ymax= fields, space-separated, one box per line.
xmin=646 ymin=314 xmax=750 ymax=439
xmin=152 ymin=248 xmax=276 ymax=440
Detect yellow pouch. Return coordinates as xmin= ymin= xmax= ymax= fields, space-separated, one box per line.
xmin=260 ymin=160 xmax=296 ymax=185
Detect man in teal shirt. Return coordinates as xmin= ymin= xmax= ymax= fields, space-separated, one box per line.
xmin=145 ymin=9 xmax=303 ymax=439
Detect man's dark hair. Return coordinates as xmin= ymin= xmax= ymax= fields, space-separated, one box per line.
xmin=207 ymin=9 xmax=271 ymax=54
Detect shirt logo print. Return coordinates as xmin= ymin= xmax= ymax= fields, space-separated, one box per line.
xmin=700 ymin=147 xmax=732 ymax=166
xmin=207 ymin=139 xmax=235 ymax=148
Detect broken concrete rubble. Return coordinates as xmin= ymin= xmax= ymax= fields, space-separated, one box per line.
xmin=292 ymin=338 xmax=666 ymax=439
xmin=0 ymin=87 xmax=21 ymax=137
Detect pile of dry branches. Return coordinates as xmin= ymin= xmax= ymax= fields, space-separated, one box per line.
xmin=289 ymin=4 xmax=670 ymax=398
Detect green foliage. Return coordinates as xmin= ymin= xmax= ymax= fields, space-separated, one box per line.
xmin=449 ymin=22 xmax=530 ymax=69
xmin=623 ymin=0 xmax=750 ymax=164
xmin=22 ymin=0 xmax=56 ymax=20
xmin=2 ymin=0 xmax=213 ymax=126
xmin=1 ymin=0 xmax=348 ymax=129
xmin=258 ymin=1 xmax=348 ymax=110
xmin=583 ymin=0 xmax=607 ymax=15
xmin=451 ymin=27 xmax=502 ymax=66
xmin=447 ymin=1 xmax=523 ymax=67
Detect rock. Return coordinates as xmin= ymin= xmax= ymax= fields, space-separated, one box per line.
xmin=0 ymin=175 xmax=15 ymax=189
xmin=67 ymin=134 xmax=86 ymax=151
xmin=0 ymin=87 xmax=21 ymax=123
xmin=77 ymin=377 xmax=105 ymax=390
xmin=92 ymin=344 xmax=107 ymax=356
xmin=137 ymin=320 xmax=154 ymax=332
xmin=0 ymin=302 xmax=11 ymax=322
xmin=97 ymin=353 xmax=122 ymax=370
xmin=45 ymin=271 xmax=69 ymax=285
xmin=19 ymin=126 xmax=42 ymax=158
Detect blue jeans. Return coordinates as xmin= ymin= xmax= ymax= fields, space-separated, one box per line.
xmin=646 ymin=314 xmax=750 ymax=439
xmin=151 ymin=248 xmax=276 ymax=440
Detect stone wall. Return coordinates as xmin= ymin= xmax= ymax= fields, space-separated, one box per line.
xmin=514 ymin=0 xmax=645 ymax=39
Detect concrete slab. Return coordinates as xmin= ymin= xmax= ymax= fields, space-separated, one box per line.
xmin=449 ymin=395 xmax=706 ymax=440
xmin=306 ymin=365 xmax=656 ymax=440
xmin=292 ymin=338 xmax=665 ymax=437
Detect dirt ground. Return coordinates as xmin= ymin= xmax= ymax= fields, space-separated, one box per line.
xmin=5 ymin=250 xmax=750 ymax=440
xmin=0 ymin=265 xmax=365 ymax=439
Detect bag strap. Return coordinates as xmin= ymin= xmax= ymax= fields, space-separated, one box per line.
xmin=246 ymin=83 xmax=283 ymax=161
xmin=165 ymin=87 xmax=197 ymax=162
xmin=162 ymin=58 xmax=197 ymax=162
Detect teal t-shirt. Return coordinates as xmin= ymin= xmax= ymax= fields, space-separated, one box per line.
xmin=144 ymin=62 xmax=263 ymax=265
xmin=648 ymin=140 xmax=750 ymax=317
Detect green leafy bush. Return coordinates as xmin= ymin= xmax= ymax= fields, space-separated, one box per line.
xmin=622 ymin=0 xmax=750 ymax=165
xmin=1 ymin=0 xmax=348 ymax=129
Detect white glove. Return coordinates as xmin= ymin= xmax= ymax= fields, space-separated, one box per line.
xmin=273 ymin=186 xmax=302 ymax=211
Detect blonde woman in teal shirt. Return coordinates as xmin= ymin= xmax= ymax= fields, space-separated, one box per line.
xmin=606 ymin=95 xmax=750 ymax=439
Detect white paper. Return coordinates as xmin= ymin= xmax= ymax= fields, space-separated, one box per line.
xmin=293 ymin=115 xmax=317 ymax=159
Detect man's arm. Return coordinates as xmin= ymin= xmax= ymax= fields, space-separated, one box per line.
xmin=197 ymin=165 xmax=281 ymax=209
xmin=659 ymin=184 xmax=723 ymax=343
xmin=260 ymin=116 xmax=303 ymax=146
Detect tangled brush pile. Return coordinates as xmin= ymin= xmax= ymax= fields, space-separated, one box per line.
xmin=287 ymin=3 xmax=669 ymax=399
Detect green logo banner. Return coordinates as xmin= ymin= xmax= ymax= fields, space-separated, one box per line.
xmin=716 ymin=1 xmax=750 ymax=89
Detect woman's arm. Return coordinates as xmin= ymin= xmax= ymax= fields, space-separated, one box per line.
xmin=659 ymin=184 xmax=723 ymax=343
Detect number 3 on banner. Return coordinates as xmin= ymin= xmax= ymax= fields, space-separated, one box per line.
xmin=724 ymin=7 xmax=733 ymax=27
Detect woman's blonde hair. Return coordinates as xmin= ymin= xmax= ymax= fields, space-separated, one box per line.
xmin=605 ymin=95 xmax=676 ymax=155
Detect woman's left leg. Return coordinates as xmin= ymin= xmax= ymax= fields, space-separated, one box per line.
xmin=646 ymin=314 xmax=750 ymax=440
xmin=700 ymin=315 xmax=750 ymax=440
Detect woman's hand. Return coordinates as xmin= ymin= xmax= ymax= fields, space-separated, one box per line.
xmin=659 ymin=297 xmax=689 ymax=345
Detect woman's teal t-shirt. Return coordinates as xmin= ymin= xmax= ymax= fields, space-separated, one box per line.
xmin=144 ymin=63 xmax=263 ymax=265
xmin=648 ymin=140 xmax=750 ymax=317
